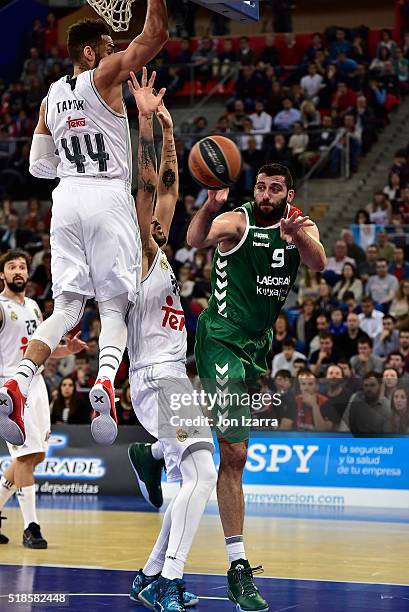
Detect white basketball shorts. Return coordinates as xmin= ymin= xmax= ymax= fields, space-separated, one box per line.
xmin=50 ymin=177 xmax=141 ymax=303
xmin=129 ymin=362 xmax=214 ymax=482
xmin=3 ymin=374 xmax=51 ymax=459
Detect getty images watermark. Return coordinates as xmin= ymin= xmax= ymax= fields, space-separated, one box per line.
xmin=153 ymin=376 xmax=282 ymax=442
xmin=168 ymin=388 xmax=281 ymax=429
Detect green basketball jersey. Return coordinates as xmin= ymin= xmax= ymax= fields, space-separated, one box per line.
xmin=207 ymin=201 xmax=301 ymax=335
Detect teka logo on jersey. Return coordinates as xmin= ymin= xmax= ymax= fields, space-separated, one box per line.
xmin=246 ymin=443 xmax=319 ymax=473
xmin=66 ymin=116 xmax=86 ymax=129
xmin=161 ymin=296 xmax=185 ymax=331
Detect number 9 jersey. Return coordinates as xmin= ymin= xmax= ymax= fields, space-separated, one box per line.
xmin=206 ymin=201 xmax=301 ymax=336
xmin=45 ymin=70 xmax=132 ymax=182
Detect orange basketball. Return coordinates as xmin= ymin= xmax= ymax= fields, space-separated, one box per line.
xmin=188 ymin=135 xmax=242 ymax=190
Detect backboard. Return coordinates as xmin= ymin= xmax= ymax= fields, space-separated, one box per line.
xmin=190 ymin=0 xmax=259 ymax=22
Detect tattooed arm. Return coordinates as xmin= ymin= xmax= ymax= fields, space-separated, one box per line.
xmin=153 ymin=100 xmax=178 ymax=243
xmin=128 ymin=69 xmax=164 ymax=248
xmin=137 ymin=113 xmax=157 ymax=247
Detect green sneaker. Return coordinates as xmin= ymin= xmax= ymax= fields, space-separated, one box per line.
xmin=227 ymin=559 xmax=269 ymax=611
xmin=128 ymin=442 xmax=164 ymax=509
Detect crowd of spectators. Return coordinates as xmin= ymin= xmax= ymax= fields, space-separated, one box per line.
xmin=170 ymin=26 xmax=405 ymax=192
xmin=0 ymin=15 xmax=406 ymax=199
xmin=0 ymin=13 xmax=409 ymax=434
xmin=247 ymin=143 xmax=409 ymax=435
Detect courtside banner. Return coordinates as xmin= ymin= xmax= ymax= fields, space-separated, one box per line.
xmin=1 ymin=429 xmax=408 ymax=506
xmin=0 ymin=425 xmax=151 ymax=496
xmin=164 ymin=434 xmax=409 ymax=509
xmin=238 ymin=435 xmax=409 ymax=490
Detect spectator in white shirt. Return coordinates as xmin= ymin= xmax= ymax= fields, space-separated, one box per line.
xmin=300 ymin=62 xmax=324 ymax=105
xmin=271 ymin=339 xmax=306 ymax=378
xmin=175 ymin=242 xmax=197 ymax=265
xmin=366 ymin=258 xmax=399 ymax=308
xmin=325 ymin=240 xmax=356 ymax=275
xmin=250 ymin=100 xmax=273 ymax=135
xmin=358 ymin=296 xmax=384 ymax=339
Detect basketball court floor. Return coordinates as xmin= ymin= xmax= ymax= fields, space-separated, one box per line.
xmin=1 ymin=495 xmax=408 ymax=611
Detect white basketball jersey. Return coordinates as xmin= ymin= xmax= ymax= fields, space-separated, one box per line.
xmin=0 ymin=296 xmax=42 ymax=377
xmin=127 ymin=249 xmax=187 ymax=370
xmin=45 ymin=70 xmax=132 ymax=182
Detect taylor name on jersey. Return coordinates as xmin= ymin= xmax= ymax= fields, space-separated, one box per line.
xmin=45 ymin=71 xmax=132 ymax=181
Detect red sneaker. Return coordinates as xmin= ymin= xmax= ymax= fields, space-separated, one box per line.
xmin=0 ymin=380 xmax=26 ymax=445
xmin=89 ymin=377 xmax=118 ymax=445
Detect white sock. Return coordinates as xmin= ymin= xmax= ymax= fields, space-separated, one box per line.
xmin=14 ymin=359 xmax=38 ymax=397
xmin=0 ymin=476 xmax=17 ymax=510
xmin=162 ymin=557 xmax=185 ymax=580
xmin=151 ymin=441 xmax=164 ymax=461
xmin=143 ymin=497 xmax=175 ymax=576
xmin=226 ymin=535 xmax=247 ymax=563
xmin=162 ymin=448 xmax=217 ymax=580
xmin=97 ymin=295 xmax=129 ymax=384
xmin=16 ymin=485 xmax=38 ymax=529
xmin=97 ymin=347 xmax=122 ymax=384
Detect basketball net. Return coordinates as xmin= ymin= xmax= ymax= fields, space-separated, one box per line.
xmin=85 ymin=0 xmax=136 ymax=32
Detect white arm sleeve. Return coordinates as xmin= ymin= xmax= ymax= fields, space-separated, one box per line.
xmin=29 ymin=133 xmax=60 ymax=179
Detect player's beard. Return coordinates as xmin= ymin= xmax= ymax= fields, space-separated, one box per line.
xmin=5 ymin=278 xmax=27 ymax=294
xmin=254 ymin=194 xmax=288 ymax=224
xmin=153 ymin=233 xmax=167 ymax=248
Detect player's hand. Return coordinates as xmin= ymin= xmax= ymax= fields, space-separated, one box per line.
xmin=66 ymin=331 xmax=88 ymax=355
xmin=156 ymin=99 xmax=173 ymax=130
xmin=280 ymin=212 xmax=314 ymax=243
xmin=128 ymin=67 xmax=166 ymax=116
xmin=206 ymin=187 xmax=229 ymax=212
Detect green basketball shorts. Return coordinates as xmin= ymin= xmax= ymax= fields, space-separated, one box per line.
xmin=195 ymin=310 xmax=271 ymax=443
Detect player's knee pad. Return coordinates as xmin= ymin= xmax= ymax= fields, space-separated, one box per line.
xmin=98 ymin=293 xmax=130 ymax=322
xmin=181 ymin=447 xmax=217 ymax=496
xmin=32 ymin=292 xmax=86 ymax=351
xmin=53 ymin=292 xmax=87 ymax=334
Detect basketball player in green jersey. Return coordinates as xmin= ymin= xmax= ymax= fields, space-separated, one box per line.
xmin=187 ymin=163 xmax=327 ymax=612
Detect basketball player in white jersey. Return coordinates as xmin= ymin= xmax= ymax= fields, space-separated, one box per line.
xmin=0 ymin=250 xmax=87 ymax=548
xmin=0 ymin=2 xmax=169 ymax=448
xmin=125 ymin=72 xmax=216 ymax=612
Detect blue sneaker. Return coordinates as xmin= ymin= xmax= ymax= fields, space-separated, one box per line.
xmin=138 ymin=575 xmax=187 ymax=611
xmin=130 ymin=570 xmax=198 ymax=608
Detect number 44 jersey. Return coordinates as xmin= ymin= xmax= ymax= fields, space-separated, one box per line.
xmin=45 ymin=70 xmax=132 ymax=182
xmin=207 ymin=201 xmax=301 ymax=336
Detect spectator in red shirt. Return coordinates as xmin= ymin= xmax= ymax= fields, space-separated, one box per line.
xmin=332 ymin=81 xmax=357 ymax=113
xmin=389 ymin=247 xmax=409 ymax=281
xmin=280 ymin=369 xmax=337 ymax=431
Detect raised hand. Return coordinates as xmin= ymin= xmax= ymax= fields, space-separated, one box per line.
xmin=207 ymin=187 xmax=229 ymax=212
xmin=65 ymin=331 xmax=88 ymax=355
xmin=128 ymin=67 xmax=166 ymax=116
xmin=156 ymin=99 xmax=173 ymax=130
xmin=280 ymin=211 xmax=314 ymax=243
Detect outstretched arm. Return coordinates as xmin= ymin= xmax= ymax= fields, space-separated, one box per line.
xmin=128 ymin=69 xmax=165 ymax=246
xmin=154 ymin=101 xmax=178 ymax=242
xmin=95 ymin=0 xmax=168 ymax=89
xmin=280 ymin=213 xmax=327 ymax=272
xmin=186 ymin=189 xmax=245 ymax=249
